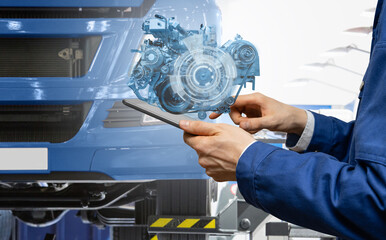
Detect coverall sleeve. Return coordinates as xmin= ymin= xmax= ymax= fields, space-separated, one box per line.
xmin=236 ymin=142 xmax=386 ymax=240
xmin=305 ymin=112 xmax=355 ymax=162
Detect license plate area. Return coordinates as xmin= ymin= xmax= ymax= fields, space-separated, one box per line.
xmin=0 ymin=148 xmax=48 ymax=170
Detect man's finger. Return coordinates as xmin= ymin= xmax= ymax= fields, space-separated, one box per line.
xmin=239 ymin=117 xmax=270 ymax=132
xmin=209 ymin=112 xmax=221 ymax=119
xmin=183 ymin=132 xmax=195 ymax=142
xmin=183 ymin=133 xmax=214 ymax=157
xmin=231 ymin=93 xmax=263 ymax=107
xmin=180 ymin=120 xmax=218 ymax=136
xmin=229 ymin=109 xmax=243 ymax=124
xmin=183 ymin=132 xmax=199 ymax=148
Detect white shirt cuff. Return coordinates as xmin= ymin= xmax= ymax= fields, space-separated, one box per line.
xmin=286 ymin=110 xmax=315 ymax=152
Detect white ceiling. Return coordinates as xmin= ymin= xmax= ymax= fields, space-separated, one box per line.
xmin=216 ymin=0 xmax=378 ymax=106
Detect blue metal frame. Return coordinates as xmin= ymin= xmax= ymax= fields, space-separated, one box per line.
xmin=0 ymin=0 xmax=222 ymax=180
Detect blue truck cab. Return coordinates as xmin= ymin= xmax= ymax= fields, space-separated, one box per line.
xmin=0 ymin=0 xmax=225 ymax=234
xmin=0 ymin=0 xmax=223 ymax=181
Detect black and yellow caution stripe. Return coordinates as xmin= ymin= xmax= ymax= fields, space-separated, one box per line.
xmin=150 ymin=235 xmax=158 ymax=240
xmin=148 ymin=216 xmax=218 ymax=233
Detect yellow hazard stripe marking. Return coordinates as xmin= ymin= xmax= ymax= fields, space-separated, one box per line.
xmin=150 ymin=218 xmax=173 ymax=228
xmin=204 ymin=219 xmax=216 ymax=229
xmin=151 ymin=235 xmax=158 ymax=240
xmin=177 ymin=219 xmax=200 ymax=228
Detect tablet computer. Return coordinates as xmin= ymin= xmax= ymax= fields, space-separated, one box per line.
xmin=122 ymin=99 xmax=196 ymax=129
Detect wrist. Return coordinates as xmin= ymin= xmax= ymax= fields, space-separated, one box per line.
xmin=289 ymin=108 xmax=307 ymax=135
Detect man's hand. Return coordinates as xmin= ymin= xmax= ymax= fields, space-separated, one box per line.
xmin=210 ymin=93 xmax=307 ymax=135
xmin=180 ymin=120 xmax=255 ymax=182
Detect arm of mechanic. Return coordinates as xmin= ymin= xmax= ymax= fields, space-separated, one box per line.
xmin=181 ymin=119 xmax=385 ymax=239
xmin=286 ymin=111 xmax=355 ymax=162
xmin=306 ymin=112 xmax=355 ymax=161
xmin=236 ymin=141 xmax=385 ymax=240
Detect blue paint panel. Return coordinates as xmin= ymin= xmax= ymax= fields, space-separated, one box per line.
xmin=91 ymin=145 xmax=207 ymax=180
xmin=17 ymin=211 xmax=110 ymax=240
xmin=0 ymin=0 xmax=143 ymax=7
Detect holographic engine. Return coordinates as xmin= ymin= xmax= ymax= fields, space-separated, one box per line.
xmin=128 ymin=15 xmax=260 ymax=119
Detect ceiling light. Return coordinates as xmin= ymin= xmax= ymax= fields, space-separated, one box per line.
xmin=301 ymin=59 xmax=363 ymax=76
xmin=343 ymin=26 xmax=373 ymax=36
xmin=322 ymin=44 xmax=370 ymax=57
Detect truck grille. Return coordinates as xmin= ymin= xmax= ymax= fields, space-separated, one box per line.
xmin=0 ymin=102 xmax=91 ymax=143
xmin=104 ymin=101 xmax=144 ymax=128
xmin=0 ymin=0 xmax=155 ymax=19
xmin=103 ymin=101 xmax=166 ymax=128
xmin=0 ymin=37 xmax=101 ymax=78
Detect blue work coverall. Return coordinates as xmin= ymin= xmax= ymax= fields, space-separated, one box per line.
xmin=236 ymin=1 xmax=386 ymax=239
